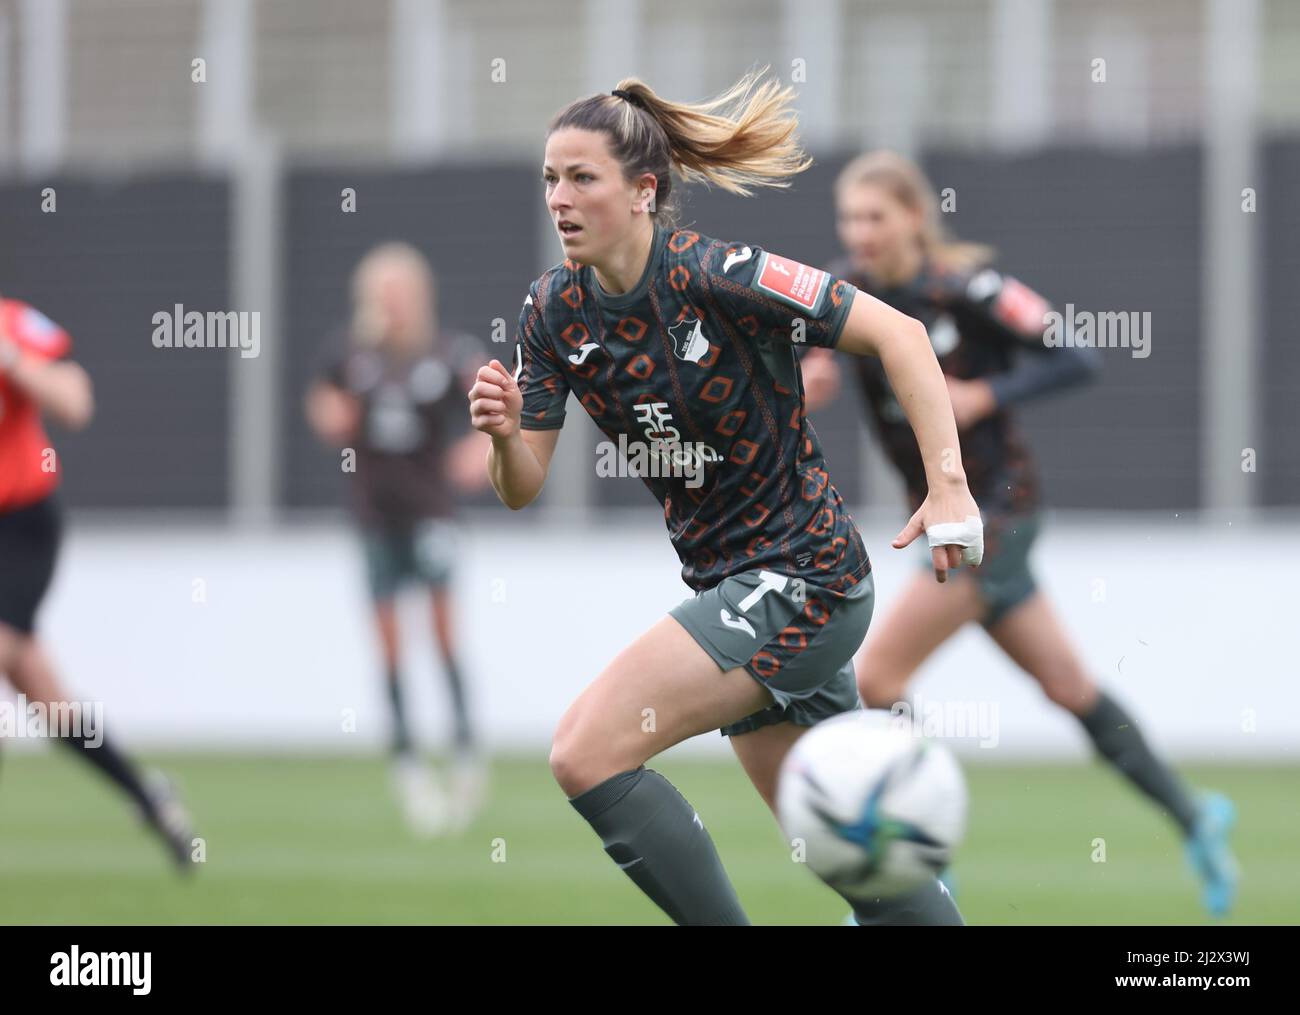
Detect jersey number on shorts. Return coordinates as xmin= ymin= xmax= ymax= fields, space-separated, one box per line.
xmin=719 ymin=570 xmax=789 ymax=639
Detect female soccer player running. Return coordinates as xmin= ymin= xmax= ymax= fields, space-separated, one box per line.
xmin=0 ymin=295 xmax=195 ymax=870
xmin=467 ymin=74 xmax=984 ymax=926
xmin=306 ymin=243 xmax=492 ymax=835
xmin=800 ymin=149 xmax=1239 ymax=917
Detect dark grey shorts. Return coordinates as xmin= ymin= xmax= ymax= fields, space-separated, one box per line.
xmin=669 ymin=568 xmax=875 ymax=738
xmin=916 ymin=511 xmax=1041 ymax=628
xmin=361 ymin=519 xmax=457 ymax=601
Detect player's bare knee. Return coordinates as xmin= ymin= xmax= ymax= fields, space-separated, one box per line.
xmin=857 ymin=665 xmax=908 ymax=709
xmin=1038 ymin=666 xmax=1096 ymax=712
xmin=547 ymin=739 xmax=583 ymax=795
xmin=549 ymin=730 xmax=632 ymax=798
xmin=548 ymin=744 xmax=614 ymax=798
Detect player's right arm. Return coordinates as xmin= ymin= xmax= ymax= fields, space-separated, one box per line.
xmin=304 ymin=379 xmax=360 ymax=447
xmin=0 ymin=302 xmax=94 ymax=431
xmin=471 ymin=278 xmax=569 ymax=510
xmin=468 ymin=357 xmax=558 ymax=510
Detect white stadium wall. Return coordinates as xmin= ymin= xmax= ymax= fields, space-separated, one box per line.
xmin=4 ymin=513 xmax=1294 ymax=763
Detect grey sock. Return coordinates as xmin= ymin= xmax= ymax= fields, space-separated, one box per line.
xmin=437 ymin=653 xmax=475 ymax=752
xmin=847 ymin=877 xmax=965 ymax=926
xmin=1078 ymin=690 xmax=1199 ymax=834
xmin=385 ymin=666 xmax=412 ymax=756
xmin=569 ymin=767 xmax=750 ymax=926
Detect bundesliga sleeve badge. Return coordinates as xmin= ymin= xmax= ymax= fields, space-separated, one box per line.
xmin=751 ymin=252 xmax=831 ymax=314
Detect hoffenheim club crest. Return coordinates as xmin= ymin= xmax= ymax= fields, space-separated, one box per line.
xmin=668 ymin=317 xmax=709 ymax=364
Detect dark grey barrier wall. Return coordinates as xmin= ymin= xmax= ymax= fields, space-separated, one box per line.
xmin=921 ymin=146 xmax=1203 ymax=511
xmin=1262 ymin=138 xmax=1300 ymax=507
xmin=5 ymin=144 xmax=1290 ymax=513
xmin=281 ymin=164 xmax=541 ymax=516
xmin=0 ymin=176 xmax=231 ymax=508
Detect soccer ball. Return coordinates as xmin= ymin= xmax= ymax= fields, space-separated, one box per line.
xmin=776 ymin=709 xmax=968 ymax=899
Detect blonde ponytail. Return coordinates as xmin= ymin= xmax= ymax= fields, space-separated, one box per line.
xmin=550 ymin=67 xmax=812 ymax=226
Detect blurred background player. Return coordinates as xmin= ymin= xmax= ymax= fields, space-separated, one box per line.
xmin=305 ymin=242 xmax=492 ymax=836
xmin=800 ymin=150 xmax=1240 ymax=917
xmin=0 ymin=293 xmax=195 ymax=871
xmin=470 ymin=73 xmax=984 ymax=926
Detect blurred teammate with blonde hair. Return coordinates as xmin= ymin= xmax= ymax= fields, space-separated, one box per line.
xmin=802 ymin=149 xmax=1239 ymax=917
xmin=306 ymin=243 xmax=491 ymax=835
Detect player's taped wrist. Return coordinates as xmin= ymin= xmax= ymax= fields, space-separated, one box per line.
xmin=925 ymin=514 xmax=984 ymax=566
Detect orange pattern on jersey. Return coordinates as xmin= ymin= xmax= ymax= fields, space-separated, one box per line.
xmin=729 ymin=440 xmax=759 ymax=466
xmin=616 ymin=317 xmax=647 ymax=342
xmin=625 ymin=354 xmax=654 ymax=380
xmin=667 ymin=231 xmax=700 ymax=253
xmin=560 ymin=284 xmax=584 ymax=309
xmin=698 ymin=376 xmax=733 ymax=403
xmin=715 ymin=408 xmax=747 ymax=437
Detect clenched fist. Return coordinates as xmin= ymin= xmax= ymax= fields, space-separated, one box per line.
xmin=468 ymin=358 xmax=523 ymax=440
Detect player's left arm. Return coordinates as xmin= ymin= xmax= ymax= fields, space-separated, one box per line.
xmin=836 ymin=287 xmax=972 ymax=483
xmin=0 ymin=306 xmax=94 ymax=431
xmin=708 ymin=248 xmax=983 ymax=579
xmin=836 ymin=289 xmax=985 ymax=578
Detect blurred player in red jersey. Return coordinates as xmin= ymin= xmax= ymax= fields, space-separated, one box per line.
xmin=0 ymin=295 xmax=196 ymax=871
xmin=306 ymin=244 xmax=492 ymax=836
xmin=801 ymin=150 xmax=1238 ymax=917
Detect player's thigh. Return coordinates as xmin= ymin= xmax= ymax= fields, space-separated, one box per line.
xmin=550 ymin=614 xmax=773 ymax=795
xmin=0 ymin=623 xmax=22 ymax=675
xmin=730 ymin=720 xmax=809 ymax=814
xmin=7 ymin=636 xmax=71 ymax=705
xmin=855 ymin=569 xmax=984 ymax=703
xmin=985 ymin=592 xmax=1098 ymax=713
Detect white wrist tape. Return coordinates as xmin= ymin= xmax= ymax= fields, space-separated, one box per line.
xmin=925 ymin=514 xmax=984 ymax=567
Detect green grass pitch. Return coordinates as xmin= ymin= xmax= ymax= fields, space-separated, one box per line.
xmin=1 ymin=751 xmax=1295 ymax=924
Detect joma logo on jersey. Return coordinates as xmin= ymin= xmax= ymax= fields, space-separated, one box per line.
xmin=568 ymin=342 xmax=599 ymax=365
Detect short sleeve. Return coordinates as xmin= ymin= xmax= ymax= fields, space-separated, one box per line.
xmin=704 ymin=242 xmax=857 ymax=349
xmin=4 ymin=301 xmax=71 ymax=361
xmin=515 ymin=279 xmax=570 ymax=431
xmin=948 ymin=267 xmax=1052 ymax=348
